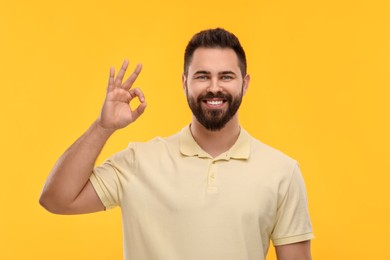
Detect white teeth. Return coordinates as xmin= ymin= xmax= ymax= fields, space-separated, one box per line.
xmin=207 ymin=100 xmax=223 ymax=105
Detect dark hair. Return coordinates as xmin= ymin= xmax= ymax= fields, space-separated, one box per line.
xmin=184 ymin=28 xmax=247 ymax=77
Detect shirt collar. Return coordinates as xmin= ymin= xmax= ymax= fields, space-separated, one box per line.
xmin=179 ymin=125 xmax=251 ymax=160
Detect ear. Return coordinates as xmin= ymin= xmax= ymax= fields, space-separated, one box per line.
xmin=242 ymin=74 xmax=250 ymax=95
xmin=182 ymin=74 xmax=187 ymax=95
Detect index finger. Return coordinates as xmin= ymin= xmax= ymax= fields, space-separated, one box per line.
xmin=114 ymin=59 xmax=130 ymax=87
xmin=107 ymin=66 xmax=115 ymax=91
xmin=121 ymin=63 xmax=143 ymax=91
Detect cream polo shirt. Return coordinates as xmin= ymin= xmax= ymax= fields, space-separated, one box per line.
xmin=90 ymin=126 xmax=313 ymax=260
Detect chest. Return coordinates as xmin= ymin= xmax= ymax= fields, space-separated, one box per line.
xmin=123 ymin=157 xmax=283 ymax=226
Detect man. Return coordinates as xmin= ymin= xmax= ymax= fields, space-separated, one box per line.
xmin=40 ymin=28 xmax=314 ymax=260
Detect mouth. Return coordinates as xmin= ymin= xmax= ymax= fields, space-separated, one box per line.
xmin=202 ymin=98 xmax=227 ymax=108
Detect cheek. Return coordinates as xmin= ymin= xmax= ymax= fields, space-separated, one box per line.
xmin=224 ymin=83 xmax=243 ymax=95
xmin=187 ymin=90 xmax=201 ymax=101
xmin=186 ymin=82 xmax=205 ymax=95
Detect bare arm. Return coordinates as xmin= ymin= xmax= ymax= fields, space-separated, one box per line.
xmin=275 ymin=240 xmax=312 ymax=260
xmin=39 ymin=60 xmax=146 ymax=214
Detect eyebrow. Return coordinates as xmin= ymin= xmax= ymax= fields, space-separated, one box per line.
xmin=193 ymin=70 xmax=211 ymax=75
xmin=193 ymin=70 xmax=237 ymax=75
xmin=219 ymin=71 xmax=236 ymax=75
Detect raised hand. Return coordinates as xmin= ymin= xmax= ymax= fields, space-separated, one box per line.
xmin=97 ymin=60 xmax=147 ymax=131
xmin=40 ymin=60 xmax=147 ymax=215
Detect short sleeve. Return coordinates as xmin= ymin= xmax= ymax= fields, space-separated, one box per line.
xmin=89 ymin=146 xmax=135 ymax=210
xmin=271 ymin=163 xmax=314 ymax=246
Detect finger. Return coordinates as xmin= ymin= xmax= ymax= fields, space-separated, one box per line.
xmin=136 ymin=101 xmax=147 ymax=115
xmin=107 ymin=66 xmax=115 ymax=91
xmin=115 ymin=59 xmax=129 ymax=87
xmin=132 ymin=101 xmax=147 ymax=121
xmin=122 ymin=63 xmax=143 ymax=91
xmin=129 ymin=88 xmax=145 ymax=103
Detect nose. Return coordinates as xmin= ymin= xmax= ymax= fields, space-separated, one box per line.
xmin=207 ymin=77 xmax=222 ymax=93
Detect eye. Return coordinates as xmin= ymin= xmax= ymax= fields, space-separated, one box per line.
xmin=221 ymin=75 xmax=233 ymax=80
xmin=195 ymin=75 xmax=209 ymax=80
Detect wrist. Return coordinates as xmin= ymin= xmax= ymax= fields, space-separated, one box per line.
xmin=93 ymin=120 xmax=115 ymax=139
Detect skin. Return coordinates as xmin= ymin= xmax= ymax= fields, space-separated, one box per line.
xmin=39 ymin=49 xmax=311 ymax=259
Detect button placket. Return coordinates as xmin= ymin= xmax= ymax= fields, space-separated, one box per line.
xmin=207 ymin=161 xmax=218 ymax=193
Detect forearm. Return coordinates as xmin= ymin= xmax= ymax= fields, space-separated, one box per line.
xmin=275 ymin=241 xmax=312 ymax=260
xmin=39 ymin=121 xmax=113 ymax=211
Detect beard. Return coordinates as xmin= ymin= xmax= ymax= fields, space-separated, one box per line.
xmin=186 ymin=88 xmax=243 ymax=131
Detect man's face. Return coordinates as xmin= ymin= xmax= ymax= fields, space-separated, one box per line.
xmin=183 ymin=48 xmax=249 ymax=131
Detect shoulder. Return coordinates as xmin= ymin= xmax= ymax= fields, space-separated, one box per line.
xmin=248 ymin=133 xmax=297 ymax=167
xmin=114 ymin=130 xmax=182 ymax=159
xmin=104 ymin=131 xmax=181 ymax=168
xmin=243 ymin=131 xmax=300 ymax=183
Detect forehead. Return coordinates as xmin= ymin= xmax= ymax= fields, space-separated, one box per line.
xmin=188 ymin=48 xmax=240 ymax=74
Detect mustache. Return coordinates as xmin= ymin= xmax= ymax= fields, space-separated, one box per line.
xmin=196 ymin=91 xmax=233 ymax=102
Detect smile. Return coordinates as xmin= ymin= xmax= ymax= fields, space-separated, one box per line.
xmin=207 ymin=100 xmax=223 ymax=105
xmin=202 ymin=98 xmax=226 ymax=107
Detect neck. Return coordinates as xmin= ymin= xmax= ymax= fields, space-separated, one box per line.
xmin=190 ymin=115 xmax=241 ymax=158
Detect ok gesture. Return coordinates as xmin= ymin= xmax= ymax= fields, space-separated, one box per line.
xmin=98 ymin=60 xmax=147 ymax=131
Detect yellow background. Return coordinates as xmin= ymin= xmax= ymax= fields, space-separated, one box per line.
xmin=1 ymin=0 xmax=389 ymax=259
